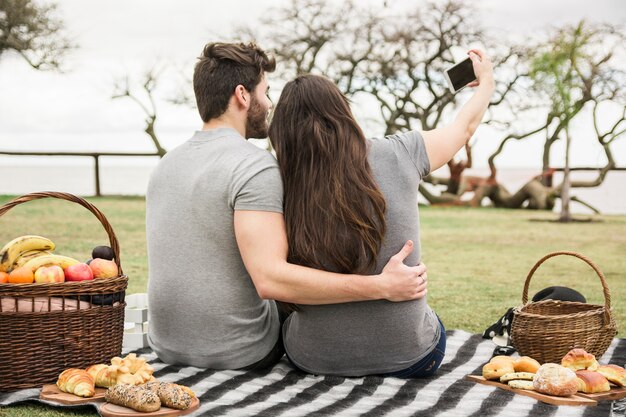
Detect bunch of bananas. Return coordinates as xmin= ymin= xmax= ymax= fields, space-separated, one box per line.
xmin=0 ymin=235 xmax=80 ymax=274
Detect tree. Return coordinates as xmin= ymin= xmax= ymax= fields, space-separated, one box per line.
xmin=0 ymin=0 xmax=72 ymax=70
xmin=112 ymin=68 xmax=167 ymax=157
xmin=242 ymin=1 xmax=625 ymax=213
xmin=486 ymin=21 xmax=625 ymax=215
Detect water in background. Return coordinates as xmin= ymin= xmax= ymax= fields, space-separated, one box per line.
xmin=1 ymin=158 xmax=624 ymax=215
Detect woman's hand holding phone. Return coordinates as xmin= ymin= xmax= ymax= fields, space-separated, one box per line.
xmin=467 ymin=49 xmax=494 ymax=90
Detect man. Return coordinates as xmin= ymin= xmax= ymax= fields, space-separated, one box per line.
xmin=146 ymin=42 xmax=427 ymax=370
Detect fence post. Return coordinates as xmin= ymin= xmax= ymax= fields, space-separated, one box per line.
xmin=94 ymin=155 xmax=101 ymax=197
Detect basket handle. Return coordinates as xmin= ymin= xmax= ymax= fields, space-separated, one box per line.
xmin=522 ymin=251 xmax=610 ymax=319
xmin=0 ymin=191 xmax=123 ymax=274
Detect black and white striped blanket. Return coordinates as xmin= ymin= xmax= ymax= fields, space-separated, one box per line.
xmin=2 ymin=330 xmax=625 ymax=416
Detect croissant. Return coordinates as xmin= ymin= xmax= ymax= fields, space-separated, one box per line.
xmin=57 ymin=368 xmax=96 ymax=397
xmin=86 ymin=364 xmax=122 ymax=388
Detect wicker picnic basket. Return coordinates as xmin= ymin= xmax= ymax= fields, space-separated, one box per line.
xmin=0 ymin=192 xmax=128 ymax=391
xmin=510 ymin=251 xmax=618 ymax=364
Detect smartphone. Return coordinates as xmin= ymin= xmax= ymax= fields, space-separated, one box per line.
xmin=444 ymin=57 xmax=477 ymax=94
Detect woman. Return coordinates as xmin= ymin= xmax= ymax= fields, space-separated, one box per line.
xmin=268 ymin=50 xmax=494 ymax=377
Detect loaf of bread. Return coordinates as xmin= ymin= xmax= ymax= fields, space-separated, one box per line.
xmin=104 ymin=384 xmax=161 ymax=412
xmin=514 ymin=356 xmax=541 ymax=373
xmin=576 ymin=370 xmax=611 ymax=393
xmin=142 ymin=382 xmax=193 ymax=410
xmin=596 ymin=364 xmax=626 ymax=387
xmin=533 ymin=363 xmax=578 ymax=396
xmin=56 ymin=369 xmax=95 ymax=398
xmin=561 ymin=348 xmax=599 ymax=371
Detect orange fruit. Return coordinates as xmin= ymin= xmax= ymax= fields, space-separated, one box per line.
xmin=8 ymin=266 xmax=35 ymax=284
xmin=0 ymin=271 xmax=8 ymax=283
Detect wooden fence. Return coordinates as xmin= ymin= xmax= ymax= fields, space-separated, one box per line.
xmin=0 ymin=151 xmax=162 ymax=197
xmin=1 ymin=150 xmax=623 ymax=197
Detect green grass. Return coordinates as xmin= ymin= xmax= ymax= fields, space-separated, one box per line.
xmin=0 ymin=195 xmax=625 ymax=417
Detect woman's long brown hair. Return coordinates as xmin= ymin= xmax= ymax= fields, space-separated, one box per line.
xmin=269 ymin=74 xmax=386 ymax=275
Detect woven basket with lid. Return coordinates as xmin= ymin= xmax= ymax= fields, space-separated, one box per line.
xmin=0 ymin=192 xmax=128 ymax=391
xmin=510 ymin=251 xmax=618 ymax=364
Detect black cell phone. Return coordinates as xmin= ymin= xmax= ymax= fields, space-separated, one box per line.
xmin=444 ymin=57 xmax=477 ymax=93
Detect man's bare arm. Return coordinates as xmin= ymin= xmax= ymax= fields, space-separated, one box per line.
xmin=234 ymin=210 xmax=427 ymax=304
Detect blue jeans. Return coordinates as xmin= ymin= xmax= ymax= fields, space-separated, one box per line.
xmin=381 ymin=317 xmax=446 ymax=378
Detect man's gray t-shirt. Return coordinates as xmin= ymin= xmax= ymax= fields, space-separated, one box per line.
xmin=146 ymin=128 xmax=283 ymax=369
xmin=282 ymin=131 xmax=440 ymax=376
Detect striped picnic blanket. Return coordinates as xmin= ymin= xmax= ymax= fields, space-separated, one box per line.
xmin=1 ymin=330 xmax=625 ymax=416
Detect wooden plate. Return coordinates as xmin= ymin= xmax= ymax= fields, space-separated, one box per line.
xmin=577 ymin=385 xmax=626 ymax=401
xmin=99 ymin=396 xmax=200 ymax=417
xmin=465 ymin=375 xmax=597 ymax=406
xmin=40 ymin=384 xmax=107 ymax=404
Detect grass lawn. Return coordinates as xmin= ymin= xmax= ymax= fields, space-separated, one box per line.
xmin=0 ymin=195 xmax=624 ymax=417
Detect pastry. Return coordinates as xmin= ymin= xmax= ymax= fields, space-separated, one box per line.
xmin=561 ymin=348 xmax=599 ymax=371
xmin=596 ymin=364 xmax=626 ymax=387
xmin=56 ymin=369 xmax=95 ymax=398
xmin=508 ymin=380 xmax=535 ymax=390
xmin=483 ymin=361 xmax=515 ymax=381
xmin=105 ymin=384 xmax=161 ymax=412
xmin=142 ymin=381 xmax=193 ymax=410
xmin=86 ymin=364 xmax=123 ymax=388
xmin=514 ymin=356 xmax=541 ymax=373
xmin=500 ymin=372 xmax=535 ymax=383
xmin=111 ymin=353 xmax=155 ymax=385
xmin=533 ymin=363 xmax=578 ymax=397
xmin=576 ymin=370 xmax=611 ymax=393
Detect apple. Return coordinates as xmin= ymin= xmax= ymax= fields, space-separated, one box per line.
xmin=64 ymin=263 xmax=94 ymax=282
xmin=34 ymin=265 xmax=65 ymax=283
xmin=89 ymin=258 xmax=118 ymax=279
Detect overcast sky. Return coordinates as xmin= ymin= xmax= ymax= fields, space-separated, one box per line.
xmin=0 ymin=0 xmax=624 ymax=169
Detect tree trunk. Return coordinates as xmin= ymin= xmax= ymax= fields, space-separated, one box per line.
xmin=559 ymin=126 xmax=572 ymax=222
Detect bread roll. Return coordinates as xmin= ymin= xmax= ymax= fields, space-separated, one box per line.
xmin=105 ymin=384 xmax=161 ymax=412
xmin=514 ymin=356 xmax=541 ymax=373
xmin=491 ymin=355 xmax=515 ymax=365
xmin=561 ymin=348 xmax=599 ymax=371
xmin=533 ymin=363 xmax=578 ymax=397
xmin=483 ymin=361 xmax=515 ymax=381
xmin=597 ymin=364 xmax=626 ymax=387
xmin=576 ymin=370 xmax=611 ymax=393
xmin=142 ymin=381 xmax=193 ymax=410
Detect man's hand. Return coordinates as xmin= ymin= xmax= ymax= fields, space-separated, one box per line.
xmin=378 ymin=240 xmax=428 ymax=302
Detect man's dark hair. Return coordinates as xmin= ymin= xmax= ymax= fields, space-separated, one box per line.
xmin=193 ymin=42 xmax=276 ymax=122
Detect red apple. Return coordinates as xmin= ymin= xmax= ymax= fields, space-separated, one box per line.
xmin=64 ymin=263 xmax=94 ymax=282
xmin=34 ymin=265 xmax=65 ymax=283
xmin=89 ymin=258 xmax=118 ymax=279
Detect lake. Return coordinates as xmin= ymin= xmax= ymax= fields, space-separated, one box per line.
xmin=1 ymin=160 xmax=624 ymax=215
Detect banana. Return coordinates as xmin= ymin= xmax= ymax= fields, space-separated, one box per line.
xmin=22 ymin=254 xmax=80 ymax=272
xmin=0 ymin=235 xmax=56 ymax=272
xmin=11 ymin=250 xmax=52 ymax=270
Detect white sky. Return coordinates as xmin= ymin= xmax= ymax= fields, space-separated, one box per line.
xmin=0 ymin=0 xmax=625 ymax=169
